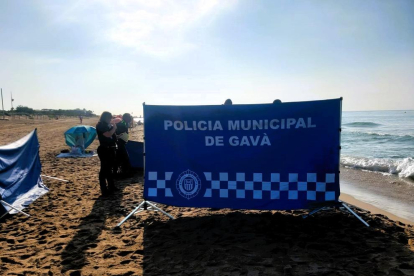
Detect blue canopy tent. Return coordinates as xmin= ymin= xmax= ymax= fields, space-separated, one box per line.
xmin=64 ymin=125 xmax=97 ymax=150
xmin=0 ymin=130 xmax=49 ymax=219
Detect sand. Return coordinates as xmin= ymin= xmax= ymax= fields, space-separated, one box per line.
xmin=0 ymin=118 xmax=413 ymax=276
xmin=340 ymin=167 xmax=414 ymax=224
xmin=340 ymin=193 xmax=413 ymax=226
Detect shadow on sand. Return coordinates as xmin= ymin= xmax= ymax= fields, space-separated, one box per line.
xmin=61 ymin=171 xmax=142 ymax=274
xmin=143 ymin=210 xmax=414 ymax=275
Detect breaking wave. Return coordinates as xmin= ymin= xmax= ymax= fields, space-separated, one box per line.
xmin=341 ymin=156 xmax=414 ymax=180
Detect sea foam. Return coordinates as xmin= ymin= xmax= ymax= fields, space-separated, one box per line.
xmin=341 ymin=156 xmax=414 ymax=180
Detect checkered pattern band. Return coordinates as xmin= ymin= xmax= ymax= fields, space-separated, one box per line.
xmin=146 ymin=172 xmax=337 ymax=201
xmin=203 ymin=173 xmax=336 ymax=201
xmin=147 ymin=172 xmax=174 ymax=197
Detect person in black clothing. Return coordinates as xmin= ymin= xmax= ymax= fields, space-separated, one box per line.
xmin=115 ymin=113 xmax=132 ymax=177
xmin=96 ymin=111 xmax=118 ymax=196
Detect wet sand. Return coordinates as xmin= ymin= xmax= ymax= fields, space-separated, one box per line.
xmin=0 ymin=118 xmax=413 ymax=275
xmin=341 ymin=167 xmax=414 ymax=224
xmin=340 ymin=193 xmax=413 ymax=226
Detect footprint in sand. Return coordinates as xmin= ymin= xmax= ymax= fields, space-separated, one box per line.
xmin=117 ymin=251 xmax=133 ymax=257
xmin=1 ymin=257 xmax=22 ymax=265
xmin=19 ymin=254 xmax=32 ymax=260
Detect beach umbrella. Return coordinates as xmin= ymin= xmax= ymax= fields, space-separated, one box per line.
xmin=64 ymin=125 xmax=97 ymax=149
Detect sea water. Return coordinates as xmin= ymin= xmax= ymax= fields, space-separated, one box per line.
xmin=341 ymin=110 xmax=414 ymax=181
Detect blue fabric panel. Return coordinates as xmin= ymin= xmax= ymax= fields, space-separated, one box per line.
xmin=143 ymin=99 xmax=341 ymax=210
xmin=125 ymin=141 xmax=144 ymax=169
xmin=0 ymin=130 xmax=46 ymax=216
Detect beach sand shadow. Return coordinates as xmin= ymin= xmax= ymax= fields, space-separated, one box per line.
xmin=60 ymin=170 xmax=143 ymax=274
xmin=143 ymin=210 xmax=414 ymax=276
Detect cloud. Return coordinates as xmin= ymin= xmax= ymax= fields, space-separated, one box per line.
xmin=101 ymin=0 xmax=237 ymax=57
xmin=36 ymin=0 xmax=236 ymax=58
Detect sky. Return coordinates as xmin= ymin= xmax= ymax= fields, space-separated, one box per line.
xmin=0 ymin=0 xmax=413 ymax=115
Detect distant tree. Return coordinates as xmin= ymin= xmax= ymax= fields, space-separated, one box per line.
xmin=85 ymin=110 xmax=94 ymax=116
xmin=10 ymin=106 xmax=97 ymax=117
xmin=16 ymin=105 xmax=35 ymax=114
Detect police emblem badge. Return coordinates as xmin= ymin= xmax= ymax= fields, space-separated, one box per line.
xmin=176 ymin=170 xmax=201 ymax=199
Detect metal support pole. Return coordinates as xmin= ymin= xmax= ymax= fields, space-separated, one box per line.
xmin=302 ymin=207 xmax=328 ymax=219
xmin=1 ymin=88 xmax=4 ymax=120
xmin=116 ymin=201 xmax=146 ymax=227
xmin=41 ymin=174 xmax=69 ymax=182
xmin=303 ymin=201 xmax=369 ymax=227
xmin=0 ymin=200 xmax=30 ymax=217
xmin=0 ymin=211 xmax=9 ymax=220
xmin=146 ymin=201 xmax=175 ymax=220
xmin=115 ymin=200 xmax=174 ymax=228
xmin=341 ymin=202 xmax=370 ymax=227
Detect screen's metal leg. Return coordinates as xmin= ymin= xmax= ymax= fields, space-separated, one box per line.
xmin=0 ymin=200 xmax=30 ymax=217
xmin=303 ymin=201 xmax=369 ymax=227
xmin=41 ymin=174 xmax=69 ymax=182
xmin=303 ymin=207 xmax=328 ymax=219
xmin=146 ymin=201 xmax=175 ymax=220
xmin=0 ymin=209 xmax=11 ymax=220
xmin=116 ymin=201 xmax=146 ymax=228
xmin=115 ymin=200 xmax=174 ymax=228
xmin=341 ymin=202 xmax=370 ymax=227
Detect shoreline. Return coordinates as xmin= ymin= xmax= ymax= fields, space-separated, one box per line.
xmin=340 ymin=192 xmax=413 ymax=226
xmin=340 ymin=166 xmax=414 ymax=225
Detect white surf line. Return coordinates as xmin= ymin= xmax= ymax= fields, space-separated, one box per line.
xmin=41 ymin=174 xmax=69 ymax=182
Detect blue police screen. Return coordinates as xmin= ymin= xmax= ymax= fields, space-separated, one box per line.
xmin=143 ymin=99 xmax=341 ymax=210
